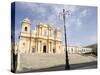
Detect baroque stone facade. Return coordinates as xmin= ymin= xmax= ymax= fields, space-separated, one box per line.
xmin=18 ymin=18 xmax=64 ymax=54
xmin=16 ymin=18 xmax=92 ymax=54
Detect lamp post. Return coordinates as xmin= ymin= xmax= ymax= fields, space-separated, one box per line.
xmin=59 ymin=9 xmax=70 ymax=70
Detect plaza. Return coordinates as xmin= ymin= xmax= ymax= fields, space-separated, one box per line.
xmin=16 ymin=18 xmax=92 ymax=54
xmin=12 ymin=18 xmax=96 ymax=73
xmin=15 ymin=53 xmax=97 ymax=72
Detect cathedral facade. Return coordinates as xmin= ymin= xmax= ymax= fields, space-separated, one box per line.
xmin=18 ymin=18 xmax=64 ymax=54
xmin=16 ymin=18 xmax=92 ymax=54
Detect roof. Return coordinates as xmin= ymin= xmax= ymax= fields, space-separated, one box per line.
xmin=21 ymin=18 xmax=31 ymax=25
xmin=37 ymin=22 xmax=52 ymax=29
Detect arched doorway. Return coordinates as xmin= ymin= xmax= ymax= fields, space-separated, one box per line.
xmin=53 ymin=49 xmax=56 ymax=53
xmin=43 ymin=45 xmax=46 ymax=53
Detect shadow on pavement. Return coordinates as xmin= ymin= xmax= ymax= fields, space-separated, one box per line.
xmin=16 ymin=61 xmax=97 ymax=73
xmin=70 ymin=61 xmax=97 ymax=70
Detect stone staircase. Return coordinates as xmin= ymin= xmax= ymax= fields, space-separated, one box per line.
xmin=17 ymin=53 xmax=65 ymax=72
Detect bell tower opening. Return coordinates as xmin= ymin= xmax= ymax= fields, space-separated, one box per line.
xmin=25 ymin=27 xmax=27 ymax=31
xmin=21 ymin=18 xmax=31 ymax=33
xmin=43 ymin=45 xmax=46 ymax=53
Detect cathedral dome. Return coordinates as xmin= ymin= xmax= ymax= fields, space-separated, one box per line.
xmin=21 ymin=18 xmax=31 ymax=25
xmin=55 ymin=26 xmax=61 ymax=32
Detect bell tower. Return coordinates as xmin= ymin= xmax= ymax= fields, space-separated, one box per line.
xmin=54 ymin=26 xmax=62 ymax=53
xmin=54 ymin=26 xmax=61 ymax=40
xmin=21 ymin=18 xmax=31 ymax=33
xmin=18 ymin=18 xmax=31 ymax=53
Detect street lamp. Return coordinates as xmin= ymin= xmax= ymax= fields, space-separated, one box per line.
xmin=59 ymin=9 xmax=70 ymax=70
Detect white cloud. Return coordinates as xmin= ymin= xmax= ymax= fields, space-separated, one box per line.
xmin=22 ymin=3 xmax=79 ymax=30
xmin=48 ymin=5 xmax=78 ymax=26
xmin=77 ymin=18 xmax=82 ymax=27
xmin=72 ymin=9 xmax=88 ymax=30
xmin=18 ymin=3 xmax=89 ymax=31
xmin=80 ymin=9 xmax=88 ymax=17
xmin=19 ymin=3 xmax=88 ymax=31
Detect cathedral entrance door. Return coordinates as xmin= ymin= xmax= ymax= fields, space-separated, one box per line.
xmin=43 ymin=45 xmax=46 ymax=53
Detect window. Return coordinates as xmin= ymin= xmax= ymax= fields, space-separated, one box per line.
xmin=82 ymin=49 xmax=84 ymax=52
xmin=23 ymin=42 xmax=25 ymax=46
xmin=25 ymin=27 xmax=27 ymax=31
xmin=44 ymin=30 xmax=47 ymax=36
xmin=71 ymin=48 xmax=73 ymax=52
xmin=32 ymin=48 xmax=35 ymax=53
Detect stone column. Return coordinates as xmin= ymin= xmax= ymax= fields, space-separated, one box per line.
xmin=48 ymin=42 xmax=51 ymax=53
xmin=38 ymin=40 xmax=40 ymax=53
xmin=55 ymin=42 xmax=58 ymax=53
xmin=41 ymin=42 xmax=43 ymax=53
xmin=36 ymin=39 xmax=38 ymax=53
xmin=40 ymin=41 xmax=42 ymax=53
xmin=42 ymin=27 xmax=44 ymax=36
xmin=41 ymin=27 xmax=42 ymax=36
xmin=50 ymin=42 xmax=53 ymax=54
xmin=38 ymin=27 xmax=39 ymax=36
xmin=50 ymin=30 xmax=51 ymax=37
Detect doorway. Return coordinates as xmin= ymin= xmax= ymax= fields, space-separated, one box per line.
xmin=43 ymin=45 xmax=46 ymax=53
xmin=53 ymin=49 xmax=56 ymax=53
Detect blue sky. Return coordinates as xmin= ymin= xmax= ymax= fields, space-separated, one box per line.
xmin=14 ymin=2 xmax=97 ymax=46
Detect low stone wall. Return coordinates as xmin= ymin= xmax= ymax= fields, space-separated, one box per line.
xmin=17 ymin=53 xmax=65 ymax=72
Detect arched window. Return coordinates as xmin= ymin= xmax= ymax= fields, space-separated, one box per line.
xmin=25 ymin=27 xmax=27 ymax=31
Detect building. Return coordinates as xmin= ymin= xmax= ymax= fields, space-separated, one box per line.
xmin=16 ymin=18 xmax=92 ymax=54
xmin=18 ymin=18 xmax=64 ymax=54
xmin=63 ymin=45 xmax=92 ymax=54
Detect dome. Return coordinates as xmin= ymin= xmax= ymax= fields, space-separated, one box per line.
xmin=21 ymin=18 xmax=31 ymax=25
xmin=55 ymin=26 xmax=61 ymax=32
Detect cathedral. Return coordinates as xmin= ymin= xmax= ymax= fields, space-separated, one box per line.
xmin=16 ymin=18 xmax=92 ymax=54
xmin=18 ymin=18 xmax=64 ymax=54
